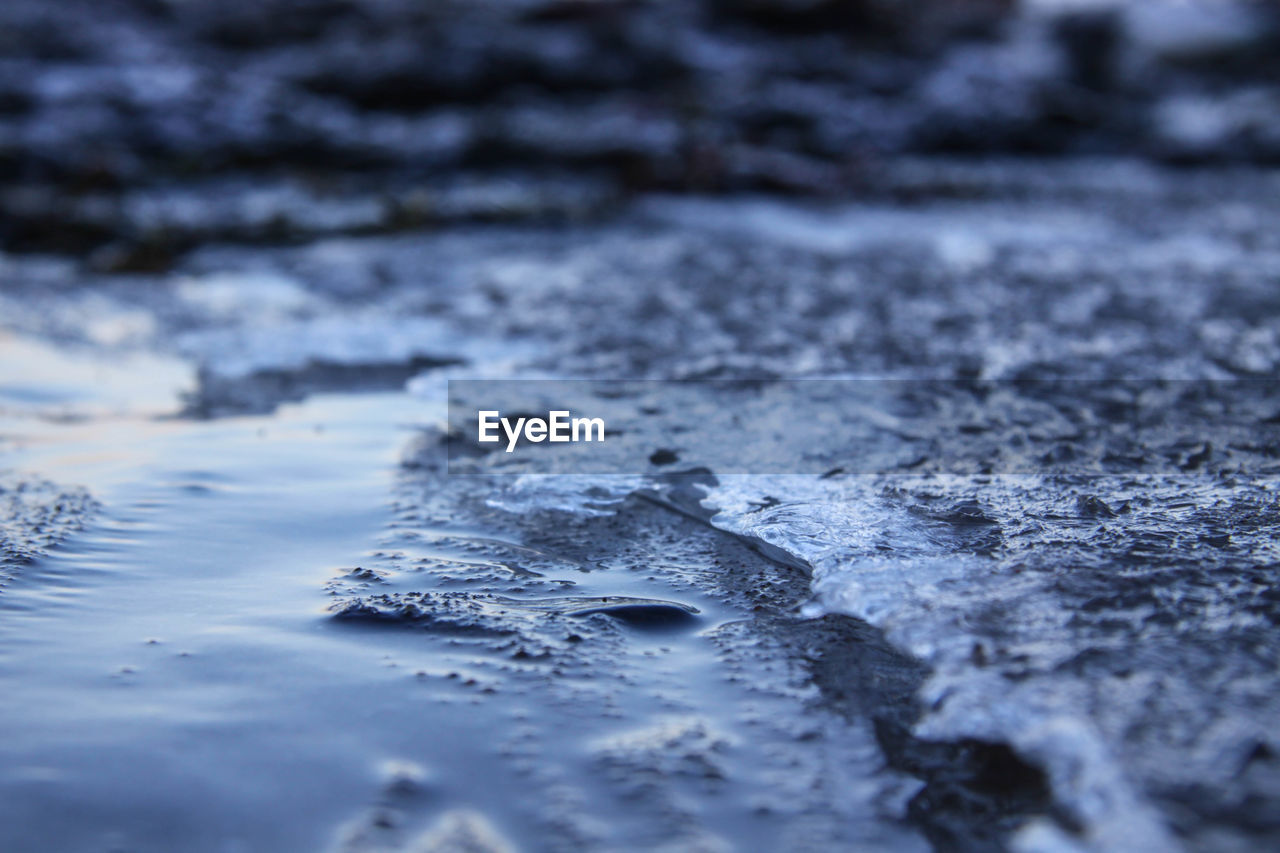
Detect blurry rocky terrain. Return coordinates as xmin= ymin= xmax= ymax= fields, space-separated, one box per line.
xmin=3 ymin=0 xmax=1280 ymax=264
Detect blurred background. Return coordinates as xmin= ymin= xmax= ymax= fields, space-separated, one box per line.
xmin=2 ymin=0 xmax=1279 ymax=268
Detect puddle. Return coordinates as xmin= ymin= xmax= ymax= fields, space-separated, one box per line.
xmin=0 ymin=342 xmax=917 ymax=852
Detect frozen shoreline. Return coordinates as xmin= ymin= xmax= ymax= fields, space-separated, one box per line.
xmin=3 ymin=161 xmax=1279 ymax=850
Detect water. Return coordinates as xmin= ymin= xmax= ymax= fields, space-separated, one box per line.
xmin=0 ymin=361 xmax=922 ymax=852
xmin=1 ymin=391 xmax=424 ymax=851
xmin=3 ymin=162 xmax=1279 ymax=850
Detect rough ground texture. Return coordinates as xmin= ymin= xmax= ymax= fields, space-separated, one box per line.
xmin=1 ymin=2 xmax=1279 ymax=852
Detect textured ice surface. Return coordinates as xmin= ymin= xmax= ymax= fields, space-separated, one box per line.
xmin=2 ymin=160 xmax=1278 ymax=851
xmin=432 ymin=168 xmax=1280 ymax=849
xmin=324 ymin=435 xmax=932 ymax=851
xmin=453 ymin=377 xmax=1280 ymax=850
